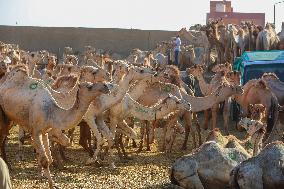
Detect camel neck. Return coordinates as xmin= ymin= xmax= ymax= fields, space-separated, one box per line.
xmin=125 ymin=94 xmax=174 ymax=121
xmin=195 ymin=74 xmax=210 ymax=96
xmin=93 ymin=71 xmax=135 ymax=115
xmin=55 ymin=90 xmax=92 ymax=130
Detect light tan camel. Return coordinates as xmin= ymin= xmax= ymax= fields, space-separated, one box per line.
xmin=178 ymin=28 xmax=210 ymax=64
xmin=81 ymin=66 xmax=157 ymax=167
xmin=170 ymin=141 xmax=251 ymax=189
xmin=0 ymin=65 xmax=110 ymax=188
xmin=230 ymin=141 xmax=284 ymax=189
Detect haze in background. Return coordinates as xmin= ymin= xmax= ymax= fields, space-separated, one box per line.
xmin=0 ymin=0 xmax=283 ymax=31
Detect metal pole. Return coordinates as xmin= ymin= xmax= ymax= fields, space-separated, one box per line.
xmin=274 ymin=4 xmax=276 ymax=27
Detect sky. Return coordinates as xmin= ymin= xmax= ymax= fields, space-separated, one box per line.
xmin=0 ymin=0 xmax=284 ymax=32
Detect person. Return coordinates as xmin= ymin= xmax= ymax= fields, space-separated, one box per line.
xmin=0 ymin=157 xmax=12 ymax=189
xmin=173 ymin=35 xmax=181 ymax=66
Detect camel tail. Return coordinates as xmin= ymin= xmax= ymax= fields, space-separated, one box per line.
xmin=267 ymin=96 xmax=279 ymax=133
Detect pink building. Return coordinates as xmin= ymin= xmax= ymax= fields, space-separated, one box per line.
xmin=207 ymin=1 xmax=265 ymax=26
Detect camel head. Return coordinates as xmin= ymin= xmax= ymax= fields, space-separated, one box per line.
xmin=226 ymin=71 xmax=241 ymax=85
xmin=47 ymin=55 xmax=57 ymax=71
xmin=186 ymin=64 xmax=204 ymax=77
xmin=178 ymin=27 xmax=187 ymax=36
xmin=131 ymin=66 xmax=157 ymax=80
xmin=0 ymin=61 xmax=8 ymax=76
xmin=7 ymin=49 xmax=21 ymax=64
xmin=160 ymin=94 xmax=191 ymax=112
xmin=112 ymin=60 xmax=130 ymax=80
xmin=212 ymin=62 xmax=232 ymax=74
xmin=58 ymin=64 xmax=80 ymax=77
xmin=159 ymin=65 xmax=182 ymax=87
xmin=78 ymin=82 xmax=110 ymax=100
xmin=205 ymin=128 xmax=226 ymax=145
xmin=248 ymin=104 xmax=266 ymax=121
xmin=64 ymin=46 xmax=73 ymax=55
xmin=80 ymin=65 xmax=110 ymax=83
xmin=64 ymin=55 xmax=78 ymax=65
xmin=213 ymin=83 xmax=243 ymax=99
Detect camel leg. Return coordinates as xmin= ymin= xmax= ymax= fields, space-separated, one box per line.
xmin=67 ymin=127 xmax=75 ymax=145
xmin=145 ymin=121 xmax=151 ymax=151
xmin=96 ymin=115 xmax=116 ymax=168
xmin=193 ymin=113 xmax=202 ymax=146
xmin=203 ymin=110 xmax=210 ymax=130
xmin=181 ymin=111 xmax=192 ymax=150
xmin=211 ymin=104 xmax=218 ymax=130
xmin=32 ymin=131 xmax=55 ymax=188
xmin=79 ymin=122 xmax=93 ymax=157
xmin=84 ymin=117 xmax=103 ymax=164
xmin=17 ymin=127 xmax=26 ymax=161
xmin=223 ymin=99 xmax=230 ymax=135
xmin=137 ymin=124 xmax=145 ymax=153
xmin=42 ymin=133 xmax=53 ymax=165
xmin=150 ymin=120 xmax=158 ymax=144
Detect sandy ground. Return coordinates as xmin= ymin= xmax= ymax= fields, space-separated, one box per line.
xmin=6 ymin=113 xmax=245 ymax=189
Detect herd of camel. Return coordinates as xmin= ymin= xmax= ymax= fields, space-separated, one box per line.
xmin=0 ymin=22 xmax=283 ymax=189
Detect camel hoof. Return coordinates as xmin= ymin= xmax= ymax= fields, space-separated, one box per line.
xmin=109 ymin=162 xmax=117 ymax=169
xmin=85 ymin=158 xmax=95 ymax=165
xmin=146 ymin=147 xmax=151 ymax=151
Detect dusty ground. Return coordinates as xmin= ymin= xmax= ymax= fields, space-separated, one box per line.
xmin=6 ymin=114 xmax=245 ymax=189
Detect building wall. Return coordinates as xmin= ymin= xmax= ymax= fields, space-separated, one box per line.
xmin=210 ymin=1 xmax=233 ymax=13
xmin=0 ymin=25 xmax=176 ymax=57
xmin=207 ymin=12 xmax=265 ymax=26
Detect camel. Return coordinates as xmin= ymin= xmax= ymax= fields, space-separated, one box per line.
xmin=262 ymin=72 xmax=284 ymax=105
xmin=7 ymin=49 xmax=21 ymax=65
xmin=187 ymin=64 xmax=232 ymax=134
xmin=63 ymin=46 xmax=73 ymax=61
xmin=248 ymin=103 xmax=266 ymax=122
xmin=226 ymin=72 xmax=279 ymax=131
xmin=73 ymin=66 xmax=158 ymax=166
xmin=256 ymin=23 xmax=280 ymax=50
xmin=0 ymin=65 xmax=110 ymax=188
xmin=178 ymin=45 xmax=196 ymax=71
xmin=205 ymin=128 xmax=251 ymax=155
xmin=170 ymin=141 xmax=250 ymax=189
xmin=238 ymin=117 xmax=266 ymax=156
xmin=178 ymin=28 xmax=210 ymax=64
xmin=112 ymin=67 xmax=242 ymax=153
xmin=230 ymin=141 xmax=284 ymax=189
xmin=264 ymin=104 xmax=284 ymax=145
